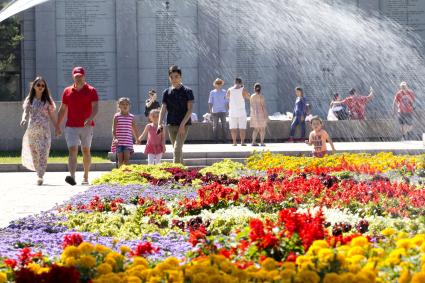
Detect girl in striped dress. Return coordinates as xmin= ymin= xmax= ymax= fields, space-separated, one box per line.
xmin=111 ymin=97 xmax=140 ymax=167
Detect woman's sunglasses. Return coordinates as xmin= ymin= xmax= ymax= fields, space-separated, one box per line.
xmin=36 ymin=83 xmax=45 ymax=88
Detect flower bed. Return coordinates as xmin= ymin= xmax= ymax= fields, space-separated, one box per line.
xmin=1 ymin=154 xmax=425 ymax=282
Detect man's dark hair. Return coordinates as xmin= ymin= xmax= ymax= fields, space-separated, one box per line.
xmin=235 ymin=77 xmax=243 ymax=85
xmin=349 ymin=88 xmax=356 ymax=95
xmin=295 ymin=86 xmax=303 ymax=94
xmin=168 ymin=65 xmax=182 ymax=76
xmin=333 ymin=93 xmax=339 ymax=100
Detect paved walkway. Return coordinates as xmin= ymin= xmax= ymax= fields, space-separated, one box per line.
xmin=0 ymin=171 xmax=105 ymax=228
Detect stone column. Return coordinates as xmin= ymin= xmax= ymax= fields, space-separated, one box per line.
xmin=35 ymin=2 xmax=57 ymax=98
xmin=116 ymin=0 xmax=139 ymax=111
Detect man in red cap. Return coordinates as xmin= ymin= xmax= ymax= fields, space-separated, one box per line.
xmin=56 ymin=67 xmax=99 ymax=186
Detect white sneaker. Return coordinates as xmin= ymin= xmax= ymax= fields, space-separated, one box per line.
xmin=37 ymin=178 xmax=43 ymax=186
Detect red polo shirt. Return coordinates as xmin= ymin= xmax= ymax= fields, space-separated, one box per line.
xmin=62 ymin=83 xmax=99 ymax=127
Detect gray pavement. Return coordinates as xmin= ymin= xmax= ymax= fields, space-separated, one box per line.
xmin=0 ymin=171 xmax=105 ymax=228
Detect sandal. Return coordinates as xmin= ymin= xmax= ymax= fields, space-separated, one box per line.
xmin=251 ymin=143 xmax=259 ymax=146
xmin=260 ymin=143 xmax=266 ymax=146
xmin=81 ymin=180 xmax=90 ymax=186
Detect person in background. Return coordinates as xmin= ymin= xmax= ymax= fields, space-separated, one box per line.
xmin=305 ymin=116 xmax=336 ymax=158
xmin=393 ymin=81 xmax=415 ymax=141
xmin=250 ymin=83 xmax=268 ymax=146
xmin=111 ymin=97 xmax=140 ymax=168
xmin=56 ymin=67 xmax=99 ymax=186
xmin=329 ymin=93 xmax=349 ymax=120
xmin=144 ymin=89 xmax=160 ymax=118
xmin=288 ymin=87 xmax=306 ymax=142
xmin=227 ymin=77 xmax=250 ymax=146
xmin=138 ymin=109 xmax=166 ymax=165
xmin=20 ymin=77 xmax=57 ymax=185
xmin=305 ymin=103 xmax=313 ymax=122
xmin=158 ymin=65 xmax=194 ymax=164
xmin=335 ymin=88 xmax=374 ymax=120
xmin=208 ymin=78 xmax=228 ymax=143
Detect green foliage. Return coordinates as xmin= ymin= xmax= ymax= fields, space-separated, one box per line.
xmin=199 ymin=159 xmax=246 ymax=178
xmin=92 ymin=163 xmax=186 ymax=185
xmin=0 ymin=14 xmax=22 ymax=71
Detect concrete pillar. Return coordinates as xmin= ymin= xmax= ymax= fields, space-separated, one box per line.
xmin=35 ymin=1 xmax=57 ymax=98
xmin=116 ymin=0 xmax=139 ymax=111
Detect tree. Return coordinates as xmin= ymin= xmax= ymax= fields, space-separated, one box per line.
xmin=0 ymin=2 xmax=23 ymax=101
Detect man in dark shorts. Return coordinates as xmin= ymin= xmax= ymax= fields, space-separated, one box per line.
xmin=56 ymin=67 xmax=99 ymax=185
xmin=158 ymin=65 xmax=194 ymax=164
xmin=393 ymin=81 xmax=415 ymax=141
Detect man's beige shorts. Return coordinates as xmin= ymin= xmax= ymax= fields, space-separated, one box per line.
xmin=64 ymin=126 xmax=94 ymax=148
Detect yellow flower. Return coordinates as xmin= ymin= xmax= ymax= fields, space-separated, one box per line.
xmin=348 ymin=246 xmax=365 ymax=257
xmin=295 ymin=270 xmax=320 ymax=283
xmin=133 ymin=257 xmax=149 ymax=268
xmin=412 ymin=272 xmax=425 ymax=283
xmin=351 ymin=236 xmax=369 ymax=248
xmin=78 ymin=242 xmax=95 ymax=254
xmin=323 ymin=273 xmax=340 ymax=283
xmin=261 ymin=257 xmax=278 ymax=271
xmin=318 ymin=248 xmax=334 ymax=263
xmin=0 ymin=273 xmax=7 ymax=283
xmin=97 ymin=263 xmax=113 ymax=275
xmin=95 ymin=244 xmax=112 ymax=255
xmin=339 ymin=273 xmax=356 ymax=283
xmin=280 ymin=269 xmax=296 ymax=279
xmin=65 ymin=256 xmax=78 ymax=267
xmin=120 ymin=246 xmax=131 ymax=255
xmin=397 ymin=231 xmax=409 ymax=240
xmin=397 ymin=239 xmax=414 ymax=250
xmin=79 ymin=255 xmax=97 ymax=268
xmin=126 ymin=276 xmax=142 ymax=283
xmin=412 ymin=234 xmax=425 ymax=247
xmin=282 ymin=262 xmax=296 ymax=270
xmin=399 ymin=270 xmax=412 ymax=283
xmin=25 ymin=263 xmax=49 ymax=275
xmin=371 ymin=248 xmax=385 ymax=258
xmin=61 ymin=246 xmax=81 ymax=261
xmin=381 ymin=228 xmax=396 ymax=237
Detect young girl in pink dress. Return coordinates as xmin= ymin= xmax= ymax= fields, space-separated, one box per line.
xmin=138 ymin=109 xmax=166 ymax=165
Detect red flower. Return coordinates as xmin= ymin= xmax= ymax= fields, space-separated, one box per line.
xmin=129 ymin=242 xmax=159 ymax=257
xmin=249 ymin=219 xmax=265 ymax=242
xmin=286 ymin=252 xmax=297 ymax=262
xmin=4 ymin=258 xmax=18 ymax=268
xmin=259 ymin=233 xmax=279 ymax=249
xmin=62 ymin=234 xmax=83 ymax=249
xmin=189 ymin=226 xmax=207 ymax=247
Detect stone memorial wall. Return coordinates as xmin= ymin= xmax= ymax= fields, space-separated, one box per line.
xmin=21 ymin=0 xmax=425 ymax=116
xmin=55 ymin=0 xmax=116 ymax=100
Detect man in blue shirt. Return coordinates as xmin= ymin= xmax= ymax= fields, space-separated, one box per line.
xmin=208 ymin=78 xmax=228 ymax=142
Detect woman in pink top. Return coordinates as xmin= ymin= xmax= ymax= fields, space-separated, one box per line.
xmin=305 ymin=116 xmax=335 ymax=158
xmin=139 ymin=109 xmax=166 ymax=165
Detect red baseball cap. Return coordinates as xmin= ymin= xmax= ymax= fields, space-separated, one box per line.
xmin=72 ymin=66 xmax=85 ymax=77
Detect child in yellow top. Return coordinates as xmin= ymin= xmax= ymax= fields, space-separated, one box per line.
xmin=305 ymin=116 xmax=336 ymax=157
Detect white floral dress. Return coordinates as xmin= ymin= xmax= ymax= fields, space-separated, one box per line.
xmin=21 ymin=98 xmax=56 ymax=177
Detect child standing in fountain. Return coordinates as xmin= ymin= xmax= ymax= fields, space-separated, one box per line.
xmin=138 ymin=109 xmax=166 ymax=165
xmin=111 ymin=97 xmax=140 ymax=168
xmin=305 ymin=116 xmax=335 ymax=158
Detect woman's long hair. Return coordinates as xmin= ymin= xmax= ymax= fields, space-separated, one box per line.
xmin=27 ymin=76 xmax=53 ymax=105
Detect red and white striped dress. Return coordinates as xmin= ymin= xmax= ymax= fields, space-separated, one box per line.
xmin=111 ymin=113 xmax=135 ymax=153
